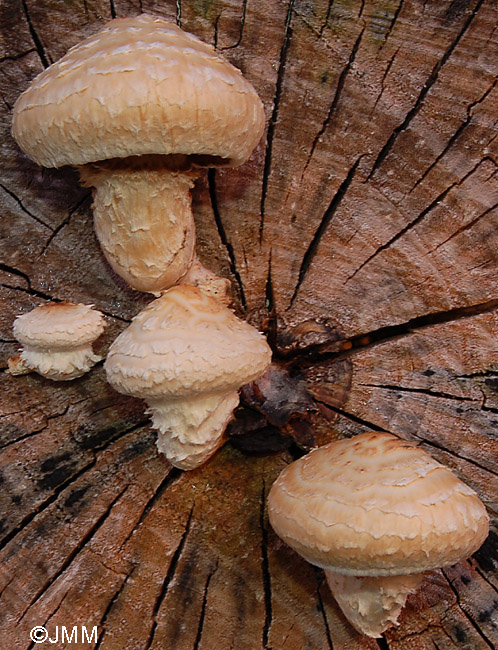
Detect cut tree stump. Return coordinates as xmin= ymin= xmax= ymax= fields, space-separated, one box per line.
xmin=1 ymin=1 xmax=497 ymax=648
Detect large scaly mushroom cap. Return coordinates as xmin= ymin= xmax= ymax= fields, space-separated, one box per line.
xmin=12 ymin=14 xmax=265 ymax=168
xmin=105 ymin=285 xmax=272 ymax=469
xmin=12 ymin=14 xmax=265 ymax=294
xmin=268 ymin=432 xmax=489 ymax=637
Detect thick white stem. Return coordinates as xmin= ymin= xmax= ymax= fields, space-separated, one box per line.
xmin=147 ymin=391 xmax=240 ymax=470
xmin=79 ymin=164 xmax=196 ymax=294
xmin=324 ymin=570 xmax=423 ymax=638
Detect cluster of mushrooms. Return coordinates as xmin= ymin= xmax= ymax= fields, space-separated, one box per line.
xmin=8 ymin=14 xmax=489 ymax=639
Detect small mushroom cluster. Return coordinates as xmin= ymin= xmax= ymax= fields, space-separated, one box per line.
xmin=7 ymin=13 xmax=489 ymax=643
xmin=9 ymin=13 xmax=271 ymax=469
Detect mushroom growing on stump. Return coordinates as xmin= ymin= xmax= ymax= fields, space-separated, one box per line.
xmin=105 ymin=285 xmax=272 ymax=469
xmin=267 ymin=432 xmax=489 ymax=638
xmin=9 ymin=302 xmax=106 ymax=380
xmin=12 ymin=14 xmax=265 ymax=294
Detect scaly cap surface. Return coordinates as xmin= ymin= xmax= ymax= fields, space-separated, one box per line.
xmin=13 ymin=302 xmax=105 ymax=349
xmin=12 ymin=14 xmax=265 ymax=168
xmin=105 ymin=285 xmax=272 ymax=399
xmin=268 ymin=432 xmax=489 ymax=576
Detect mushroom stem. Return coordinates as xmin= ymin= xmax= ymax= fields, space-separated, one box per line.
xmin=324 ymin=570 xmax=423 ymax=638
xmin=147 ymin=391 xmax=240 ymax=470
xmin=79 ymin=160 xmax=197 ymax=294
xmin=16 ymin=345 xmax=102 ymax=381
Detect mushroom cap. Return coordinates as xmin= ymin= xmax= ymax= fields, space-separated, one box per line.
xmin=12 ymin=14 xmax=265 ymax=169
xmin=13 ymin=302 xmax=105 ymax=349
xmin=104 ymin=285 xmax=272 ymax=399
xmin=268 ymin=432 xmax=489 ymax=577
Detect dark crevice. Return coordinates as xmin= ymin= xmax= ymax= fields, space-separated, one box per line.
xmin=119 ymin=467 xmax=183 ymax=551
xmin=367 ymin=0 xmax=485 ymax=180
xmin=0 ymin=401 xmax=77 ymax=450
xmin=192 ymin=564 xmax=217 ymax=650
xmin=259 ymin=0 xmax=295 ymax=241
xmin=417 ymin=436 xmax=498 ymax=479
xmin=208 ymin=169 xmax=247 ymax=309
xmin=290 ymin=155 xmax=363 ymax=306
xmin=376 ymin=636 xmax=391 ymax=650
xmin=316 ymin=581 xmax=334 ymax=649
xmin=0 ymin=183 xmax=52 ymax=230
xmin=39 ymin=192 xmax=92 ymax=257
xmin=0 ymin=421 xmax=149 ymax=551
xmin=357 ymin=382 xmax=480 ymax=405
xmin=95 ymin=565 xmax=137 ymax=649
xmin=302 ymin=29 xmax=364 ymax=176
xmin=314 ymin=400 xmax=387 ymax=432
xmin=370 ymin=46 xmax=401 ymax=118
xmin=0 ymin=48 xmax=36 ymax=65
xmin=26 ymin=589 xmax=72 ymax=650
xmin=221 ymin=0 xmax=247 ymax=49
xmin=293 ymin=298 xmax=498 ymax=367
xmin=145 ymin=505 xmax=194 ymax=650
xmin=432 ymin=200 xmax=498 ymax=252
xmin=98 ymin=308 xmax=132 ymax=324
xmin=0 ymin=262 xmax=32 ymax=289
xmin=380 ymin=0 xmax=405 ymax=49
xmin=473 ymin=564 xmax=498 ymax=595
xmin=176 ymin=0 xmax=182 ymax=27
xmin=319 ymin=0 xmax=335 ymax=38
xmin=347 ymin=158 xmax=486 ymax=283
xmin=109 ymin=0 xmax=116 ymax=19
xmin=409 ymin=78 xmax=498 ymax=195
xmin=0 ymin=458 xmax=96 ymax=553
xmin=19 ymin=486 xmax=128 ymax=620
xmin=213 ymin=13 xmax=220 ymax=49
xmin=458 ymin=370 xmax=498 ymax=379
xmin=0 ymin=280 xmax=53 ymax=301
xmin=21 ymin=0 xmax=50 ymax=67
xmin=260 ymin=480 xmax=272 ymax=649
xmin=77 ymin=419 xmax=151 ymax=453
xmin=441 ymin=568 xmax=496 ymax=649
xmin=265 ymin=253 xmax=278 ymax=352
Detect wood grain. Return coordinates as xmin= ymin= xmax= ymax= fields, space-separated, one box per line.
xmin=1 ymin=1 xmax=497 ymax=648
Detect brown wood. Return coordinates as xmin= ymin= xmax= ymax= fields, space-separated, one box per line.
xmin=1 ymin=1 xmax=497 ymax=648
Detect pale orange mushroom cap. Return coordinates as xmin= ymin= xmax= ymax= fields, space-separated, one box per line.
xmin=12 ymin=14 xmax=265 ymax=169
xmin=268 ymin=432 xmax=489 ymax=637
xmin=268 ymin=432 xmax=489 ymax=576
xmin=12 ymin=14 xmax=265 ymax=295
xmin=105 ymin=285 xmax=272 ymax=469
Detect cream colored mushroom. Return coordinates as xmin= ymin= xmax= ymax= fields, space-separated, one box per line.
xmin=267 ymin=432 xmax=489 ymax=638
xmin=9 ymin=302 xmax=106 ymax=380
xmin=104 ymin=285 xmax=272 ymax=469
xmin=12 ymin=14 xmax=265 ymax=294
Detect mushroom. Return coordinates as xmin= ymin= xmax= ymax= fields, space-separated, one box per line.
xmin=267 ymin=432 xmax=489 ymax=638
xmin=12 ymin=14 xmax=265 ymax=294
xmin=9 ymin=302 xmax=106 ymax=380
xmin=104 ymin=285 xmax=272 ymax=469
xmin=179 ymin=256 xmax=232 ymax=305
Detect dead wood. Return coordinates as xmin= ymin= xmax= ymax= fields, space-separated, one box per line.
xmin=1 ymin=1 xmax=497 ymax=648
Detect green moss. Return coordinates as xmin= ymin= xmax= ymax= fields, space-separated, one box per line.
xmin=193 ymin=0 xmax=218 ymax=21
